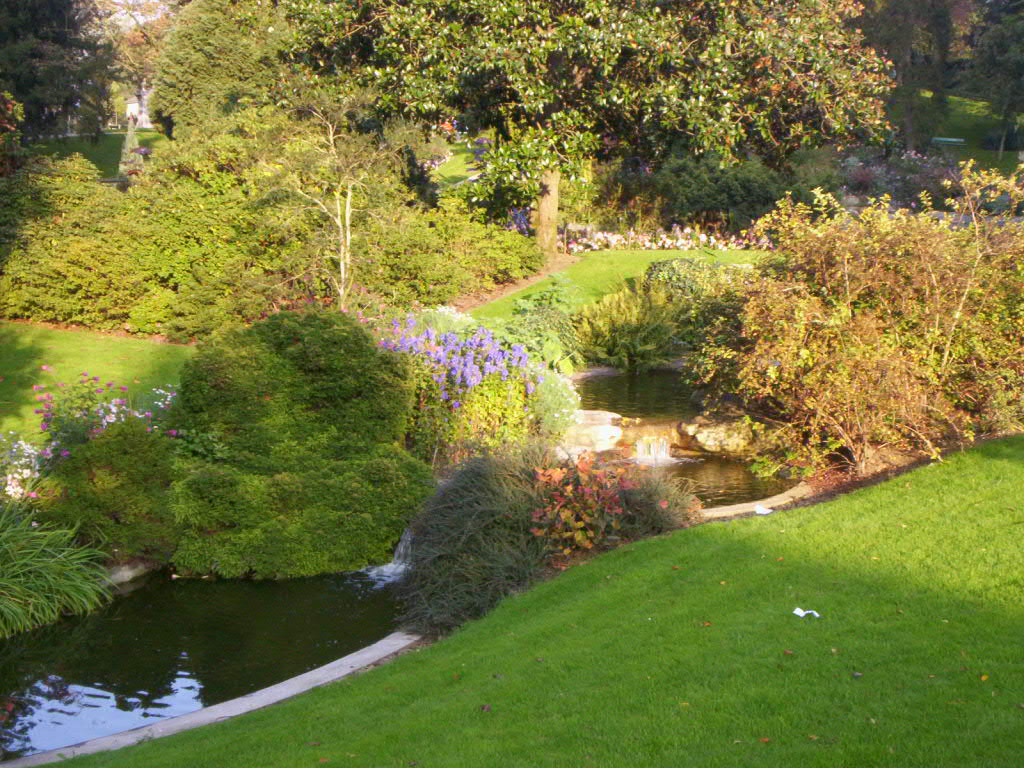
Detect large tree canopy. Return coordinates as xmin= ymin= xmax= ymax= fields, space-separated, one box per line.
xmin=0 ymin=0 xmax=113 ymax=137
xmin=286 ymin=0 xmax=891 ymax=258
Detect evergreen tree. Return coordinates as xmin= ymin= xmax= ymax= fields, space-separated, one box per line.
xmin=0 ymin=0 xmax=113 ymax=138
xmin=150 ymin=0 xmax=285 ymax=136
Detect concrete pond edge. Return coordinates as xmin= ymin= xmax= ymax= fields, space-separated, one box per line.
xmin=5 ymin=631 xmax=422 ymax=767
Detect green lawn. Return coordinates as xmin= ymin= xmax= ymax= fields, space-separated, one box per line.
xmin=931 ymin=94 xmax=1021 ymax=175
xmin=473 ymin=248 xmax=762 ymax=321
xmin=0 ymin=322 xmax=193 ymax=436
xmin=67 ymin=435 xmax=1024 ymax=767
xmin=32 ymin=130 xmax=168 ymax=178
xmin=434 ymin=140 xmax=479 ymax=188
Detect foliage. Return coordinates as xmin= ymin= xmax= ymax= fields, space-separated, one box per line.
xmin=0 ymin=0 xmax=113 ymax=138
xmin=531 ymin=452 xmax=695 ymax=558
xmin=574 ymin=285 xmax=680 ymax=373
xmin=401 ymin=443 xmax=696 ymax=635
xmin=694 ymin=167 xmax=1024 ymax=472
xmin=0 ymin=92 xmax=24 ymax=176
xmin=489 ymin=278 xmax=584 ymax=373
xmin=171 ymin=445 xmax=433 ymax=578
xmin=529 ymin=372 xmax=581 ymax=439
xmin=0 ymin=496 xmax=110 ymax=640
xmin=359 ymin=198 xmax=543 ymax=307
xmin=643 ymin=258 xmax=755 ymax=352
xmin=287 ymin=0 xmax=891 ymax=257
xmin=837 ymin=148 xmax=958 ymax=207
xmin=380 ymin=321 xmax=545 ymax=466
xmin=37 ymin=418 xmax=179 ymax=562
xmin=171 ymin=311 xmax=432 ymax=577
xmin=966 ymin=10 xmax=1024 ymax=156
xmin=151 ymin=0 xmax=286 ymax=136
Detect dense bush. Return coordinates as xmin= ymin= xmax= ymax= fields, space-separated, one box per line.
xmin=401 ymin=444 xmax=697 ymax=634
xmin=693 ymin=167 xmax=1024 ymax=473
xmin=171 ymin=311 xmax=433 ymax=577
xmin=359 ymin=198 xmax=543 ymax=306
xmin=0 ymin=497 xmax=110 ymax=640
xmin=490 ymin=279 xmax=584 ymax=373
xmin=37 ymin=419 xmax=179 ymax=562
xmin=171 ymin=446 xmax=432 ymax=578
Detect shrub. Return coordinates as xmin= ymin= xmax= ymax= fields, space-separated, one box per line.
xmin=359 ymin=198 xmax=544 ymax=306
xmin=37 ymin=419 xmax=179 ymax=563
xmin=171 ymin=446 xmax=433 ymax=578
xmin=380 ymin=321 xmax=547 ymax=466
xmin=530 ymin=372 xmax=581 ymax=439
xmin=574 ymin=285 xmax=679 ymax=372
xmin=0 ymin=496 xmax=110 ymax=640
xmin=694 ymin=166 xmax=1024 ymax=473
xmin=170 ymin=311 xmax=433 ymax=577
xmin=490 ymin=278 xmax=585 ymax=373
xmin=401 ymin=444 xmax=696 ymax=634
xmin=175 ymin=311 xmax=415 ymax=470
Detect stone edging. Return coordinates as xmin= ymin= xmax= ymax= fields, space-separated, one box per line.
xmin=699 ymin=481 xmax=815 ymax=521
xmin=5 ymin=631 xmax=422 ymax=767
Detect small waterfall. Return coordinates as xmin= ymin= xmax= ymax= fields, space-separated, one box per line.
xmin=633 ymin=435 xmax=674 ymax=464
xmin=363 ymin=528 xmax=413 ymax=586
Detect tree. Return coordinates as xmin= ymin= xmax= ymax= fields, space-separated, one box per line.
xmin=968 ymin=11 xmax=1024 ymax=156
xmin=857 ymin=0 xmax=960 ymax=150
xmin=150 ymin=0 xmax=285 ymax=136
xmin=0 ymin=0 xmax=114 ymax=138
xmin=285 ymin=0 xmax=891 ymax=262
xmin=96 ymin=1 xmax=176 ymax=106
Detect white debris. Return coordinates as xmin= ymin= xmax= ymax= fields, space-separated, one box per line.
xmin=754 ymin=504 xmax=773 ymax=515
xmin=793 ymin=607 xmax=821 ymax=618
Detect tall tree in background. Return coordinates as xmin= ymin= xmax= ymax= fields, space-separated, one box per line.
xmin=857 ymin=0 xmax=956 ymax=150
xmin=968 ymin=10 xmax=1024 ymax=156
xmin=286 ymin=0 xmax=891 ymax=263
xmin=0 ymin=0 xmax=114 ymax=138
xmin=96 ymin=1 xmax=176 ymax=107
xmin=150 ymin=0 xmax=286 ymax=136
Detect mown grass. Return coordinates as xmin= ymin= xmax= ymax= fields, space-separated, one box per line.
xmin=473 ymin=248 xmax=761 ymax=321
xmin=931 ymin=94 xmax=1021 ymax=175
xmin=435 ymin=141 xmax=478 ymax=188
xmin=31 ymin=130 xmax=168 ymax=178
xmin=66 ymin=435 xmax=1024 ymax=767
xmin=0 ymin=321 xmax=193 ymax=436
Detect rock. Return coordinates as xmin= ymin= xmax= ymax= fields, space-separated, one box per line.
xmin=677 ymin=414 xmax=758 ymax=455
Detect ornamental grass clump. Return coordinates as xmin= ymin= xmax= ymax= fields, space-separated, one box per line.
xmin=401 ymin=444 xmax=698 ymax=635
xmin=0 ymin=496 xmax=110 ymax=640
xmin=380 ymin=319 xmax=551 ymax=466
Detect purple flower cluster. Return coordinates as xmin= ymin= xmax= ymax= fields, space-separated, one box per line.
xmin=379 ymin=319 xmax=544 ymax=404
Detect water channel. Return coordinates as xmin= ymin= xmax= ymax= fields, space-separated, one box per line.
xmin=0 ymin=572 xmax=398 ymax=760
xmin=575 ymin=370 xmax=793 ymax=507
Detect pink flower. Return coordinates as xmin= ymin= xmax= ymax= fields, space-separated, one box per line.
xmin=27 ymin=491 xmax=38 ymax=499
xmin=120 ymin=386 xmax=128 ymax=392
xmin=40 ymin=365 xmax=51 ymax=371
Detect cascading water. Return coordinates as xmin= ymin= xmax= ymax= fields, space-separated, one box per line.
xmin=363 ymin=528 xmax=413 ymax=586
xmin=633 ymin=435 xmax=674 ymax=464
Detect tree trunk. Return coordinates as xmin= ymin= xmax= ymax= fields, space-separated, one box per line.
xmin=533 ymin=167 xmax=560 ymax=264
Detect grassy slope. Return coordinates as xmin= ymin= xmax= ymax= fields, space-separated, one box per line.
xmin=931 ymin=95 xmax=1021 ymax=175
xmin=473 ymin=248 xmax=762 ymax=322
xmin=31 ymin=130 xmax=168 ymax=178
xmin=0 ymin=322 xmax=193 ymax=436
xmin=435 ymin=141 xmax=478 ymax=188
xmin=68 ymin=436 xmax=1024 ymax=768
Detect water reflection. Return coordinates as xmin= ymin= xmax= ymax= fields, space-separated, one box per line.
xmin=0 ymin=572 xmax=398 ymax=759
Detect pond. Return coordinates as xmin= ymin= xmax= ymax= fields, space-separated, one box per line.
xmin=0 ymin=571 xmax=399 ymax=760
xmin=575 ymin=370 xmax=793 ymax=507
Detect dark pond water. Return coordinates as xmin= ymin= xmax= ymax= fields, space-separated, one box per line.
xmin=0 ymin=572 xmax=398 ymax=760
xmin=576 ymin=371 xmax=793 ymax=507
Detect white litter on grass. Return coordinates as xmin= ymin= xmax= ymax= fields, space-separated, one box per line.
xmin=793 ymin=607 xmax=821 ymax=618
xmin=754 ymin=505 xmax=774 ymax=515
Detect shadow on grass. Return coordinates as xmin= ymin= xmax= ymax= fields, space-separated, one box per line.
xmin=0 ymin=324 xmax=46 ymax=437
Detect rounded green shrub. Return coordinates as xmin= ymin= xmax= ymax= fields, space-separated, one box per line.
xmin=37 ymin=419 xmax=178 ymax=563
xmin=171 ymin=311 xmax=434 ymax=578
xmin=171 ymin=447 xmax=433 ymax=579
